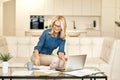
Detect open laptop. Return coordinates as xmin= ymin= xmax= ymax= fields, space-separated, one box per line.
xmin=61 ymin=54 xmax=87 ymax=72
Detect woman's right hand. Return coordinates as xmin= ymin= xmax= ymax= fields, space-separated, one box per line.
xmin=58 ymin=52 xmax=68 ymax=61
xmin=33 ymin=50 xmax=40 ymax=66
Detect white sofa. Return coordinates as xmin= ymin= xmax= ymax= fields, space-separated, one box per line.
xmin=0 ymin=36 xmax=119 ymax=80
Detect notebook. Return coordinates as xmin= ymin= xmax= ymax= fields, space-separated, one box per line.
xmin=63 ymin=54 xmax=87 ymax=72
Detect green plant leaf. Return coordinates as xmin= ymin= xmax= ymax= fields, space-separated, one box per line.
xmin=0 ymin=52 xmax=13 ymax=61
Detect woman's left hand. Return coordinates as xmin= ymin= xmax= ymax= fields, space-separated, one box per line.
xmin=58 ymin=52 xmax=68 ymax=61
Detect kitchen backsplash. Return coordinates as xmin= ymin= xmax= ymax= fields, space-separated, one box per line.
xmin=44 ymin=15 xmax=100 ymax=30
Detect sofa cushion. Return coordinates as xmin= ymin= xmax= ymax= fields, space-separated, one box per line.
xmin=85 ymin=57 xmax=106 ymax=67
xmin=8 ymin=57 xmax=30 ymax=67
xmin=6 ymin=37 xmax=38 ymax=57
xmin=29 ymin=37 xmax=39 ymax=56
xmin=6 ymin=37 xmax=17 ymax=57
xmin=79 ymin=37 xmax=103 ymax=57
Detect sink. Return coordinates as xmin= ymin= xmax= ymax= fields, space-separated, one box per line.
xmin=68 ymin=32 xmax=80 ymax=37
xmin=67 ymin=30 xmax=80 ymax=37
xmin=67 ymin=30 xmax=87 ymax=37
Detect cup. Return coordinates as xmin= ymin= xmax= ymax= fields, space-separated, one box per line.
xmin=26 ymin=62 xmax=33 ymax=70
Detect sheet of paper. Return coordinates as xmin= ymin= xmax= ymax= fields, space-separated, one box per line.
xmin=64 ymin=69 xmax=101 ymax=77
xmin=33 ymin=65 xmax=50 ymax=70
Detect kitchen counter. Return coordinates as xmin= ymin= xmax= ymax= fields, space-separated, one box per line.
xmin=67 ymin=30 xmax=87 ymax=33
xmin=25 ymin=29 xmax=87 ymax=37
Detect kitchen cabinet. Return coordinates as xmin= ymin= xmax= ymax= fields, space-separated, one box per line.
xmin=73 ymin=0 xmax=101 ymax=16
xmin=44 ymin=0 xmax=101 ymax=16
xmin=44 ymin=0 xmax=54 ymax=15
xmin=33 ymin=0 xmax=45 ymax=14
xmin=54 ymin=0 xmax=64 ymax=15
xmin=82 ymin=0 xmax=101 ymax=16
xmin=63 ymin=0 xmax=73 ymax=15
xmin=91 ymin=0 xmax=101 ymax=16
xmin=73 ymin=0 xmax=82 ymax=15
xmin=82 ymin=0 xmax=91 ymax=15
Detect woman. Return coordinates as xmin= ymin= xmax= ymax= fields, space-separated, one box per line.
xmin=31 ymin=16 xmax=67 ymax=70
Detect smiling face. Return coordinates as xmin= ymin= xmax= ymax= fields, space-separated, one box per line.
xmin=53 ymin=20 xmax=62 ymax=34
xmin=49 ymin=16 xmax=67 ymax=39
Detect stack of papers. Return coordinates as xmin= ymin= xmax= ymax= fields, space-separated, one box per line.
xmin=64 ymin=69 xmax=103 ymax=77
xmin=12 ymin=71 xmax=33 ymax=76
xmin=33 ymin=66 xmax=59 ymax=76
xmin=33 ymin=69 xmax=59 ymax=76
xmin=33 ymin=71 xmax=49 ymax=76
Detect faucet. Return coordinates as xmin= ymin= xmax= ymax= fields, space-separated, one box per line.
xmin=73 ymin=20 xmax=76 ymax=29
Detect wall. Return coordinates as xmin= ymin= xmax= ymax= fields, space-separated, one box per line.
xmin=3 ymin=0 xmax=16 ymax=36
xmin=115 ymin=0 xmax=120 ymax=38
xmin=0 ymin=0 xmax=15 ymax=36
xmin=16 ymin=0 xmax=45 ymax=36
xmin=101 ymin=0 xmax=116 ymax=37
xmin=44 ymin=15 xmax=100 ymax=30
xmin=0 ymin=0 xmax=3 ymax=36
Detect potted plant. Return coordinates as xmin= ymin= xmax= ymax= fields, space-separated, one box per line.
xmin=115 ymin=21 xmax=120 ymax=27
xmin=0 ymin=52 xmax=13 ymax=73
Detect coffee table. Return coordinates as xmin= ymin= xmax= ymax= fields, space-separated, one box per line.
xmin=0 ymin=67 xmax=107 ymax=80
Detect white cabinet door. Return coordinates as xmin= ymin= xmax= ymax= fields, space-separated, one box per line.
xmin=82 ymin=0 xmax=101 ymax=16
xmin=54 ymin=0 xmax=64 ymax=15
xmin=44 ymin=0 xmax=101 ymax=15
xmin=82 ymin=0 xmax=91 ymax=15
xmin=44 ymin=0 xmax=54 ymax=15
xmin=33 ymin=0 xmax=45 ymax=14
xmin=91 ymin=0 xmax=101 ymax=16
xmin=63 ymin=0 xmax=73 ymax=15
xmin=73 ymin=0 xmax=82 ymax=15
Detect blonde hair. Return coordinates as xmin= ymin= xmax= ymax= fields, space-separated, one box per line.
xmin=48 ymin=16 xmax=67 ymax=40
